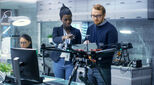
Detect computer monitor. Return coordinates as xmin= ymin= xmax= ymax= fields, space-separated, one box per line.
xmin=11 ymin=48 xmax=43 ymax=84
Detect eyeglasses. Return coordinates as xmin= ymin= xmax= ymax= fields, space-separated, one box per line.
xmin=91 ymin=15 xmax=102 ymax=18
xmin=20 ymin=42 xmax=27 ymax=44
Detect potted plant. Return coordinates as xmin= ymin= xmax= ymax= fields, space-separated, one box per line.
xmin=47 ymin=34 xmax=53 ymax=43
xmin=0 ymin=62 xmax=12 ymax=75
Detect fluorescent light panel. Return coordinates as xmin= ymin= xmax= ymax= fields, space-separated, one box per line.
xmin=120 ymin=30 xmax=132 ymax=34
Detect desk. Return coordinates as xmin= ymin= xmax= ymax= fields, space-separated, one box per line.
xmin=111 ymin=65 xmax=152 ymax=85
xmin=43 ymin=76 xmax=84 ymax=85
xmin=1 ymin=76 xmax=85 ymax=85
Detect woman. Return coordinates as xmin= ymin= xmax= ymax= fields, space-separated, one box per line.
xmin=19 ymin=34 xmax=32 ymax=48
xmin=51 ymin=4 xmax=81 ymax=80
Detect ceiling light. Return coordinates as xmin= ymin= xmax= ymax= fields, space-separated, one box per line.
xmin=120 ymin=30 xmax=132 ymax=34
xmin=9 ymin=16 xmax=31 ymax=26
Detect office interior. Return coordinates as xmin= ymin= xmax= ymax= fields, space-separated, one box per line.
xmin=0 ymin=0 xmax=154 ymax=85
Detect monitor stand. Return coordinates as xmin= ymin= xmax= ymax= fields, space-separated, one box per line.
xmin=13 ymin=57 xmax=21 ymax=85
xmin=12 ymin=57 xmax=44 ymax=85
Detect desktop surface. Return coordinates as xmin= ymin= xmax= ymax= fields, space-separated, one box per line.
xmin=2 ymin=75 xmax=84 ymax=85
xmin=43 ymin=76 xmax=84 ymax=85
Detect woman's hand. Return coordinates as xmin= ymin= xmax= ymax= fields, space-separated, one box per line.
xmin=62 ymin=34 xmax=75 ymax=40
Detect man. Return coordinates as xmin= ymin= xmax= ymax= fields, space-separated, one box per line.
xmin=84 ymin=4 xmax=118 ymax=85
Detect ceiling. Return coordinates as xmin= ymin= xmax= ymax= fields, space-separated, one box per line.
xmin=0 ymin=0 xmax=36 ymax=9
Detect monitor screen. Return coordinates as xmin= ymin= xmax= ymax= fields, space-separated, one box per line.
xmin=11 ymin=48 xmax=42 ymax=83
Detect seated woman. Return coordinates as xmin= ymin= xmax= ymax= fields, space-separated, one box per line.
xmin=19 ymin=34 xmax=32 ymax=48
